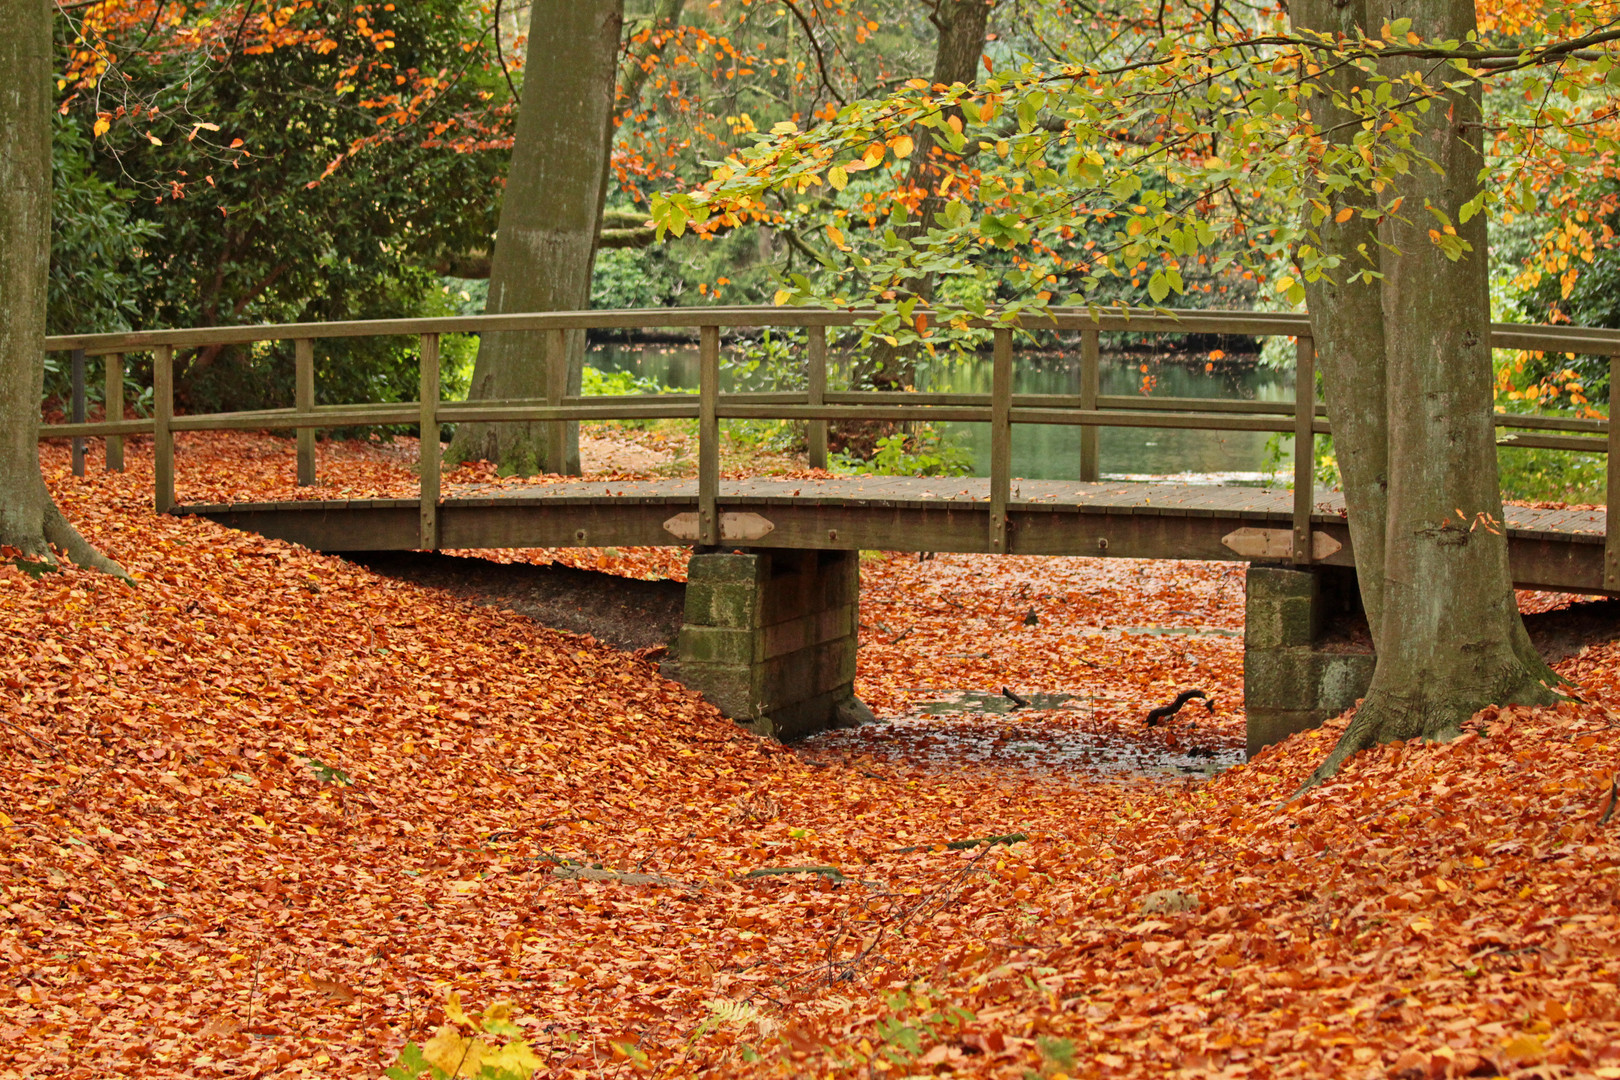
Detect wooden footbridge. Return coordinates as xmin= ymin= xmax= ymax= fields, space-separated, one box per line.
xmin=40 ymin=306 xmax=1619 ymax=748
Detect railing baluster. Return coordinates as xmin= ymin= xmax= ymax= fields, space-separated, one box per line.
xmin=699 ymin=325 xmax=721 ymax=546
xmin=990 ymin=327 xmax=1014 ymax=553
xmin=295 ymin=338 xmax=316 ymax=486
xmin=545 ymin=328 xmax=568 ymax=472
xmin=154 ymin=346 xmax=175 ymax=514
xmin=105 ymin=353 xmax=124 ymax=472
xmin=419 ymin=333 xmax=441 ymax=551
xmin=1293 ymin=335 xmax=1316 ymax=565
xmin=807 ymin=324 xmax=828 ymax=470
xmin=1079 ymin=328 xmax=1100 ymax=482
xmin=1607 ymin=354 xmax=1618 ymax=592
xmin=70 ymin=348 xmax=87 ymax=477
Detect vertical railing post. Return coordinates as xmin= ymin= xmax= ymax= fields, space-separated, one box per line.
xmin=104 ymin=353 xmax=124 ymax=472
xmin=807 ymin=324 xmax=829 ymax=470
xmin=1606 ymin=354 xmax=1618 ymax=592
xmin=699 ymin=325 xmax=721 ymax=546
xmin=70 ymin=349 xmax=86 ymax=477
xmin=153 ymin=346 xmax=175 ymax=514
xmin=295 ymin=338 xmax=316 ymax=486
xmin=544 ymin=328 xmax=568 ymax=473
xmin=1293 ymin=335 xmax=1316 ymax=565
xmin=990 ymin=327 xmax=1014 ymax=553
xmin=1079 ymin=328 xmax=1100 ymax=482
xmin=419 ymin=334 xmax=441 ymax=551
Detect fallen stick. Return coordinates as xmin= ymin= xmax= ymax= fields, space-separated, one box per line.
xmin=1001 ymin=687 xmax=1031 ymax=709
xmin=744 ymin=865 xmax=847 ymax=881
xmin=889 ymin=833 xmax=1028 ymax=855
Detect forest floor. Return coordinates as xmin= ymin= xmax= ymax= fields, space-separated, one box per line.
xmin=3 ymin=430 xmax=1620 ymax=1080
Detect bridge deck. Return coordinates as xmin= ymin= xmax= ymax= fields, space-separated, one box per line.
xmin=181 ymin=478 xmax=1612 ymax=595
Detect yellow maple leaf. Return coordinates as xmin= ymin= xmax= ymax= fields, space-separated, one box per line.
xmin=445 ymin=991 xmax=471 ymax=1028
xmin=422 ymin=1024 xmax=487 ymax=1077
xmin=485 ymin=1040 xmax=545 ymax=1075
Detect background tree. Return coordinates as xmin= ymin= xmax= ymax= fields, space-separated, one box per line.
xmin=1 ymin=0 xmax=122 ymax=577
xmin=54 ymin=0 xmax=509 ymax=413
xmin=447 ymin=0 xmax=626 ymax=477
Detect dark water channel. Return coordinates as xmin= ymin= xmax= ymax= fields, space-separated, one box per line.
xmin=589 ymin=343 xmax=1296 ymax=483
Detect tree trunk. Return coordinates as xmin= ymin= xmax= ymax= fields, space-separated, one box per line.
xmin=448 ymin=0 xmax=625 ymax=476
xmin=1294 ymin=0 xmax=1389 ymax=646
xmin=858 ymin=0 xmax=994 ymax=392
xmin=1298 ymin=0 xmax=1559 ymax=785
xmin=0 ymin=0 xmax=125 ymax=578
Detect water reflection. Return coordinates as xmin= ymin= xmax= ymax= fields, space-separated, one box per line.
xmin=588 ymin=343 xmax=1295 ymax=483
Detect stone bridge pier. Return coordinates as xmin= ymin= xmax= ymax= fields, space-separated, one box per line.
xmin=661 ymin=548 xmax=874 ymax=740
xmin=1244 ymin=565 xmax=1375 ymax=758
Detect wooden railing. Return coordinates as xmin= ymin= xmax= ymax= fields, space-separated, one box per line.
xmin=38 ymin=306 xmax=1619 ymax=588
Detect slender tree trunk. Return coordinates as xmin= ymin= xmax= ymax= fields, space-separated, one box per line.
xmin=859 ymin=0 xmax=993 ymax=392
xmin=1294 ymin=0 xmax=1389 ymax=645
xmin=1300 ymin=0 xmax=1559 ymax=785
xmin=449 ymin=0 xmax=625 ymax=476
xmin=0 ymin=0 xmax=125 ymax=578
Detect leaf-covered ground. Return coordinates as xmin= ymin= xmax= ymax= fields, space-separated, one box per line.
xmin=4 ymin=433 xmax=1619 ymax=1079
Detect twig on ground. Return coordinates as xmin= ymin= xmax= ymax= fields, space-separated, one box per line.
xmin=0 ymin=715 xmax=62 ymax=755
xmin=888 ymin=833 xmax=1027 ymax=855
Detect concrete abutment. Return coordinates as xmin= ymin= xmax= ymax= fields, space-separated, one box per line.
xmin=662 ymin=548 xmax=872 ymax=740
xmin=1243 ymin=565 xmax=1375 ymax=758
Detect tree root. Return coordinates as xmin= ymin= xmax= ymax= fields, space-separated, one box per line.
xmin=43 ymin=500 xmax=132 ymax=583
xmin=1294 ymin=663 xmax=1563 ymax=798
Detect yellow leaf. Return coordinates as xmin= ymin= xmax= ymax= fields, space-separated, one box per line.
xmin=1335 ymin=207 xmax=1354 ymax=223
xmin=828 ymin=165 xmax=849 ymax=191
xmin=772 ymin=289 xmax=792 ymax=306
xmin=445 ymin=991 xmax=471 ymax=1027
xmin=485 ymin=1041 xmax=545 ymax=1074
xmin=1501 ymin=1033 xmax=1545 ymax=1062
xmin=422 ymin=1025 xmax=484 ymax=1077
xmin=146 ymin=132 xmax=162 ymax=146
xmin=92 ymin=117 xmax=111 ymax=138
xmin=892 ymin=134 xmax=914 ymax=158
xmin=826 ymin=224 xmax=847 ymax=249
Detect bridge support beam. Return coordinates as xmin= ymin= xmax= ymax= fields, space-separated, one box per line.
xmin=662 ymin=548 xmax=875 ymax=740
xmin=1244 ymin=566 xmax=1375 ymax=758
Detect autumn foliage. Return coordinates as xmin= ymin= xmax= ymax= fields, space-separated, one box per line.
xmin=0 ymin=431 xmax=1615 ymax=1078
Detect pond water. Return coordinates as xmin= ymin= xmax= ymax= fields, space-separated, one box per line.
xmin=588 ymin=343 xmax=1296 ymax=483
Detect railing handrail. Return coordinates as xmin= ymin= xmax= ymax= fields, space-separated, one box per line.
xmin=40 ymin=304 xmax=1620 ymax=357
xmin=35 ymin=305 xmax=1618 ymax=592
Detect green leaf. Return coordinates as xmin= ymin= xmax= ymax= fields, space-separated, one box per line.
xmin=384 ymin=1043 xmax=432 ymax=1080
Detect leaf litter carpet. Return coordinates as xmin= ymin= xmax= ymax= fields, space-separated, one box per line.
xmin=2 ymin=432 xmax=1619 ymax=1079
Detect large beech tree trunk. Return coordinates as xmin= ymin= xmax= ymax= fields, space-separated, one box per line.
xmin=1294 ymin=0 xmax=1559 ymax=785
xmin=448 ymin=0 xmax=625 ymax=476
xmin=0 ymin=0 xmax=124 ymax=578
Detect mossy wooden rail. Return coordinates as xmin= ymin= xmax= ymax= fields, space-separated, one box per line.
xmin=39 ymin=306 xmax=1618 ymax=593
